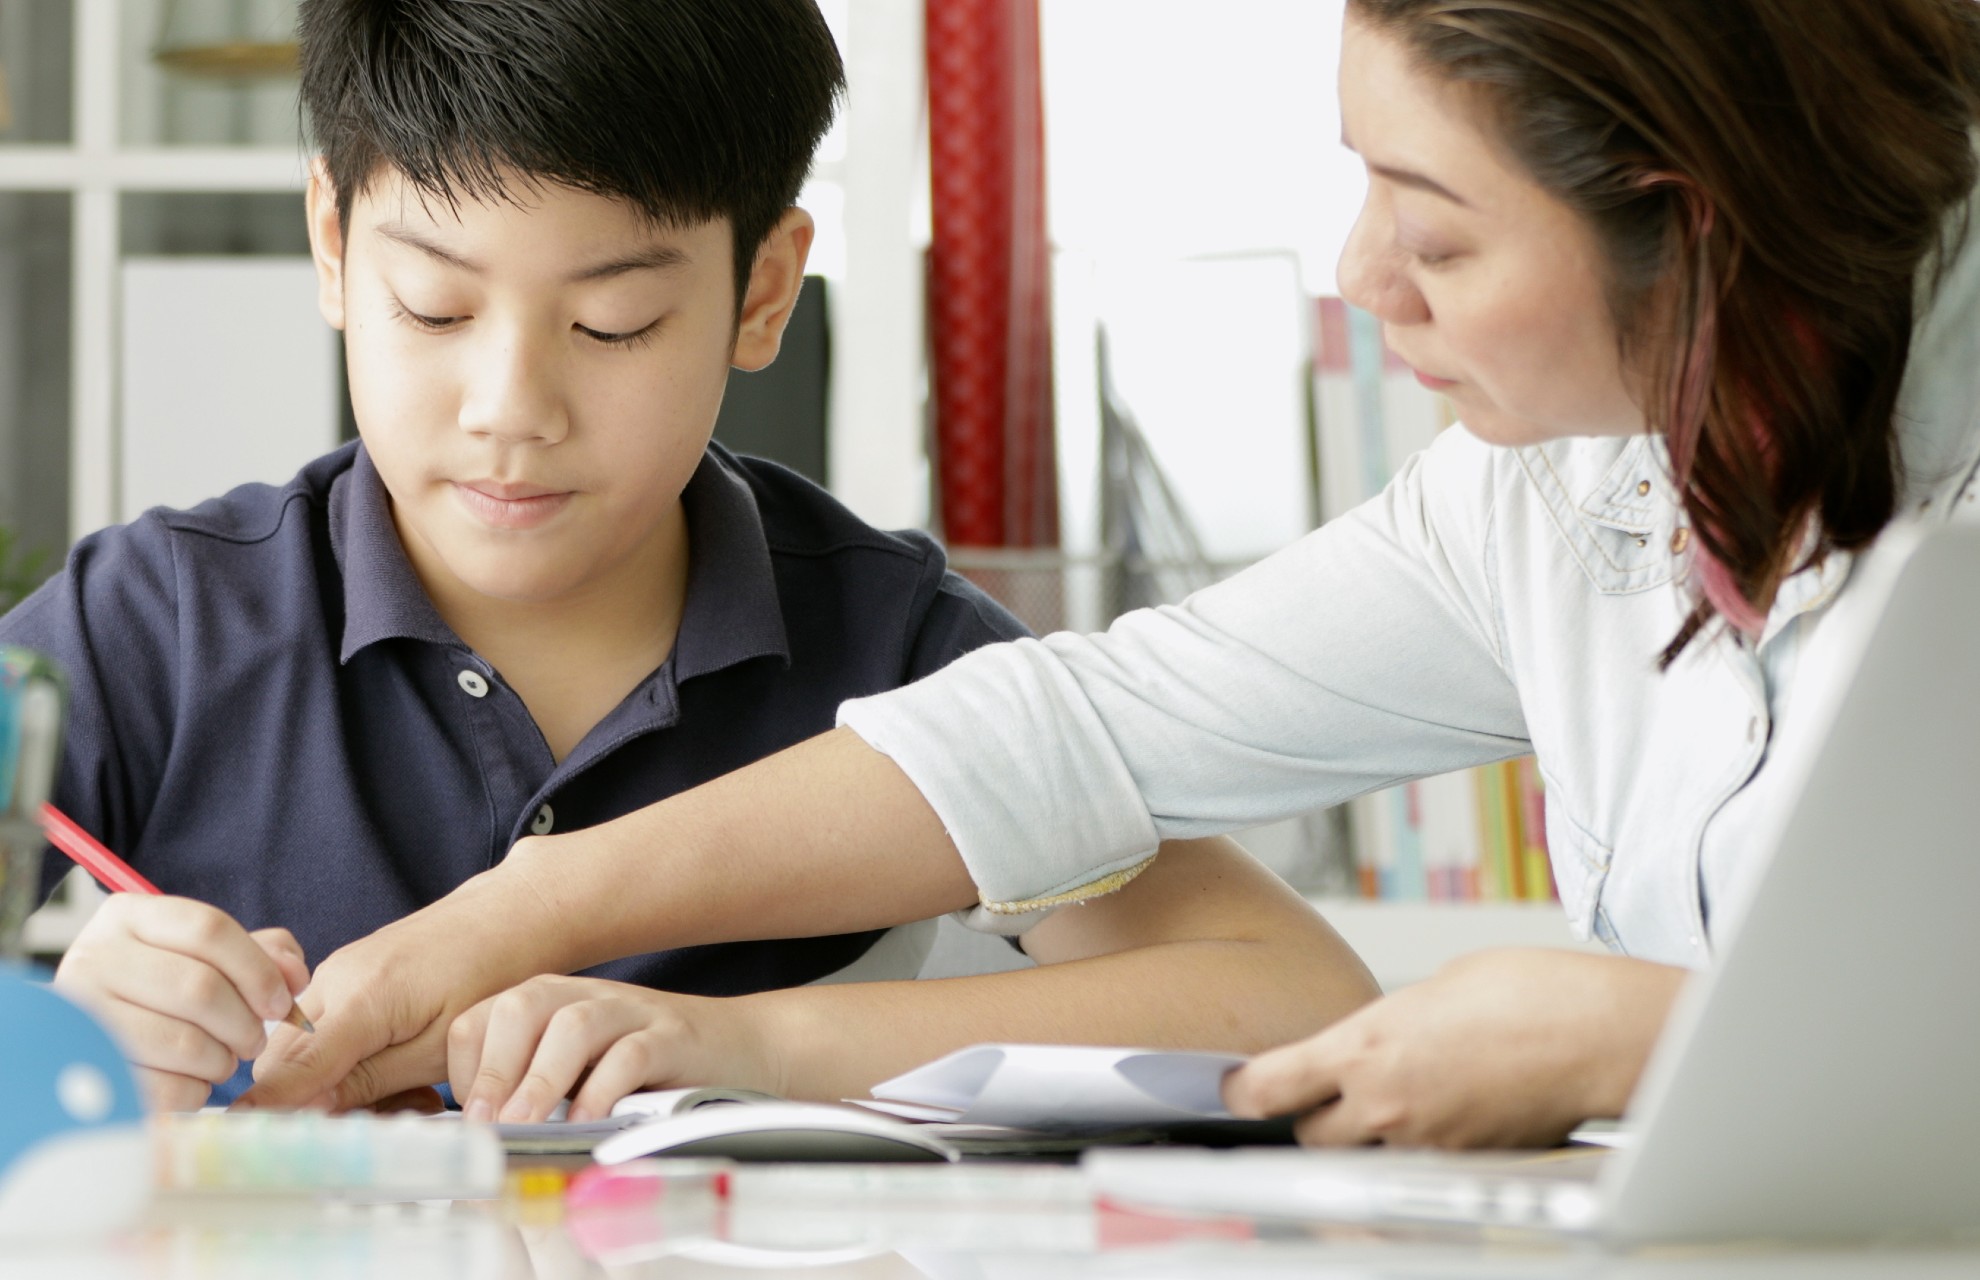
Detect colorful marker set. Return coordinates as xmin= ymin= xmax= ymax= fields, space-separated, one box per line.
xmin=155 ymin=1112 xmax=504 ymax=1201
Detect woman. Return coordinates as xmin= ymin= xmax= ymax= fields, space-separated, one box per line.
xmin=249 ymin=0 xmax=1980 ymax=1146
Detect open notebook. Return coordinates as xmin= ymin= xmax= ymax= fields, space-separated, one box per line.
xmin=488 ymin=1044 xmax=1267 ymax=1156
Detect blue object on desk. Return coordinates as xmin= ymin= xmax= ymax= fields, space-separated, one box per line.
xmin=0 ymin=966 xmax=153 ymax=1239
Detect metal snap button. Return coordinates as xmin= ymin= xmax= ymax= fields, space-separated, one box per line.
xmin=1636 ymin=480 xmax=1651 ymax=497
xmin=457 ymin=669 xmax=489 ymax=699
xmin=1670 ymin=528 xmax=1691 ymax=554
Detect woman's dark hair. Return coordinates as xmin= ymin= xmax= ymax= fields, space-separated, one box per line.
xmin=1351 ymin=0 xmax=1980 ymax=663
xmin=298 ymin=0 xmax=845 ymax=304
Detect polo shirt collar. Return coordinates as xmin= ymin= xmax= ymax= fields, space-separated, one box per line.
xmin=330 ymin=444 xmax=790 ymax=679
xmin=331 ymin=447 xmax=461 ymax=663
xmin=672 ymin=447 xmax=792 ymax=682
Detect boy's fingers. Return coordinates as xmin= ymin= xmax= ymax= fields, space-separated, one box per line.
xmin=461 ymin=983 xmax=565 ymax=1117
xmin=250 ymin=927 xmax=312 ymax=997
xmin=499 ymin=1001 xmax=647 ymax=1123
xmin=107 ymin=998 xmax=242 ymax=1086
xmin=126 ymin=898 xmax=298 ymax=1024
xmin=134 ymin=1064 xmax=217 ymax=1114
xmin=91 ymin=945 xmax=269 ymax=1061
xmin=446 ymin=1000 xmax=494 ymax=1112
xmin=571 ymin=1030 xmax=674 ymax=1123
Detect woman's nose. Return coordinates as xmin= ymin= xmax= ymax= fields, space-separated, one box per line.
xmin=1338 ymin=218 xmax=1430 ymax=328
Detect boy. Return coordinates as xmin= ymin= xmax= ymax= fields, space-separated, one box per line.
xmin=7 ymin=0 xmax=1374 ymax=1112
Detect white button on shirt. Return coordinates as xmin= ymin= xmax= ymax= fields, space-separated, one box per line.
xmin=840 ymin=198 xmax=1980 ymax=966
xmin=457 ymin=669 xmax=489 ymax=699
xmin=531 ymin=804 xmax=554 ymax=836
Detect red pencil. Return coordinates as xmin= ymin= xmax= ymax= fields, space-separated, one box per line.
xmin=40 ymin=801 xmax=314 ymax=1034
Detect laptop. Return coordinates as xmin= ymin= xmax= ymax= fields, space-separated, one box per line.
xmin=1086 ymin=519 xmax=1980 ymax=1246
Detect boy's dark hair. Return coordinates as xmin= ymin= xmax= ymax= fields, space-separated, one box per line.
xmin=298 ymin=0 xmax=845 ymax=303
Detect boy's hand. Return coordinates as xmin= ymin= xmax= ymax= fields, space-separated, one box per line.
xmin=449 ymin=976 xmax=780 ymax=1124
xmin=1222 ymin=950 xmax=1686 ymax=1149
xmin=52 ymin=894 xmax=310 ymax=1112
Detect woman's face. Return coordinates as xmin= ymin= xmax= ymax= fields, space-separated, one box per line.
xmin=1337 ymin=14 xmax=1646 ymax=444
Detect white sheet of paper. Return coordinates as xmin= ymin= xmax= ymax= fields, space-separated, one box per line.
xmin=862 ymin=1044 xmax=1247 ymax=1130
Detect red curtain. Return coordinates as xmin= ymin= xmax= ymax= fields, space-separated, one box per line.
xmin=925 ymin=0 xmax=1058 ymax=550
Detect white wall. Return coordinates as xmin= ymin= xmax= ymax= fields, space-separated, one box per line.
xmin=1040 ymin=1 xmax=1369 ymax=565
xmin=1042 ymin=0 xmax=1363 ymax=296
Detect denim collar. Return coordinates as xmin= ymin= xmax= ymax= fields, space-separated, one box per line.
xmin=329 ymin=443 xmax=790 ymax=679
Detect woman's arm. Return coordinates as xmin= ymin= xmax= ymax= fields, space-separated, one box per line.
xmin=443 ymin=835 xmax=1380 ymax=1119
xmin=240 ymin=729 xmax=978 ymax=1108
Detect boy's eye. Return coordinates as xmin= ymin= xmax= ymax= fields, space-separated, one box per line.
xmin=575 ymin=319 xmax=663 ymax=349
xmin=389 ymin=300 xmax=465 ymax=332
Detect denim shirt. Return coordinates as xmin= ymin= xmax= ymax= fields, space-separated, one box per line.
xmin=842 ymin=218 xmax=1980 ymax=968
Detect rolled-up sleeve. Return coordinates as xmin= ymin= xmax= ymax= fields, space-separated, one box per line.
xmin=839 ymin=425 xmax=1534 ymax=914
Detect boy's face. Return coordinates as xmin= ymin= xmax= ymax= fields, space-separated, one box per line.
xmin=306 ymin=166 xmax=811 ymax=608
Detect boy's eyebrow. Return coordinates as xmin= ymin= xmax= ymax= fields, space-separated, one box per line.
xmin=375 ymin=222 xmax=483 ymax=273
xmin=569 ymin=245 xmax=693 ymax=282
xmin=373 ymin=222 xmax=692 ymax=280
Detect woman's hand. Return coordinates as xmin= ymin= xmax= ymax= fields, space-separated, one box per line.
xmin=448 ymin=975 xmax=780 ymax=1123
xmin=52 ymin=894 xmax=310 ymax=1112
xmin=241 ymin=851 xmax=578 ymax=1111
xmin=1223 ymin=949 xmax=1688 ymax=1148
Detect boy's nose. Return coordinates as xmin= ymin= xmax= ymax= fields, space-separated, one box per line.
xmin=457 ymin=333 xmax=571 ymax=446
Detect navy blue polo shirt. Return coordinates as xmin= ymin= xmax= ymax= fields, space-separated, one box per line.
xmin=4 ymin=441 xmax=1026 ymax=1069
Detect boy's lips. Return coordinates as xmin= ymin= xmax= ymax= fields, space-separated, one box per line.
xmin=452 ymin=480 xmax=574 ymax=530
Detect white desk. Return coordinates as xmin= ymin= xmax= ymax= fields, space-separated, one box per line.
xmin=6 ymin=1161 xmax=1977 ymax=1280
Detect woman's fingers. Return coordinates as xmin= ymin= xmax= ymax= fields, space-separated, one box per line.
xmin=1224 ymin=1026 xmax=1350 ymax=1120
xmin=1293 ymin=1096 xmax=1386 ymax=1147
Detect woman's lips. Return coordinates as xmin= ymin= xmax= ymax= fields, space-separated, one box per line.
xmin=1412 ymin=368 xmax=1459 ymax=392
xmin=452 ymin=481 xmax=574 ymax=530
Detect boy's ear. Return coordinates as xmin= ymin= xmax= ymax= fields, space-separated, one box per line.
xmin=731 ymin=208 xmax=816 ymax=372
xmin=305 ymin=158 xmax=349 ymax=332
